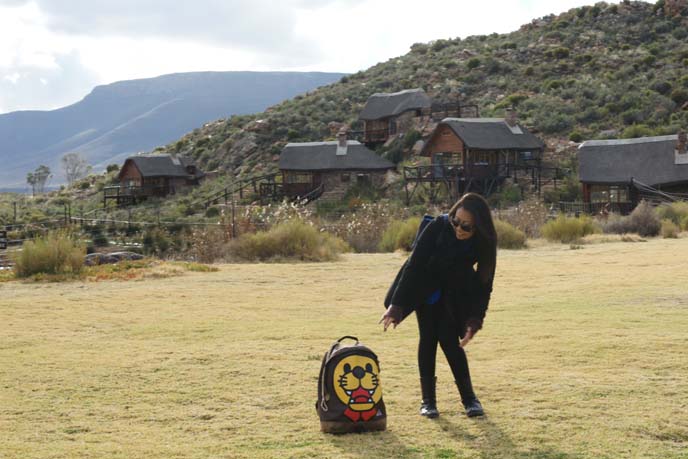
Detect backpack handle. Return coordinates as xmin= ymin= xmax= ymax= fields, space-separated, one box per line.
xmin=319 ymin=336 xmax=359 ymax=413
xmin=336 ymin=336 xmax=359 ymax=344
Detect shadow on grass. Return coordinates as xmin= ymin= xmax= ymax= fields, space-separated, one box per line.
xmin=437 ymin=415 xmax=576 ymax=459
xmin=326 ymin=429 xmax=419 ymax=458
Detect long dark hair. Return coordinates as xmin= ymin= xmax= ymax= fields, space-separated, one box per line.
xmin=448 ymin=193 xmax=497 ymax=280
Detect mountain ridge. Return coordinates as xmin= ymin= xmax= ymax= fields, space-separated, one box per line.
xmin=0 ymin=71 xmax=346 ymax=188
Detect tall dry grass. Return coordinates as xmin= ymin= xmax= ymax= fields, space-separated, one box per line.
xmin=228 ymin=218 xmax=348 ymax=261
xmin=541 ymin=214 xmax=599 ymax=243
xmin=378 ymin=216 xmax=421 ymax=252
xmin=13 ymin=231 xmax=85 ymax=278
xmin=494 ymin=219 xmax=527 ymax=249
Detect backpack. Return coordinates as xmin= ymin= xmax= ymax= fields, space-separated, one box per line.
xmin=411 ymin=214 xmax=448 ymax=249
xmin=316 ymin=336 xmax=387 ymax=433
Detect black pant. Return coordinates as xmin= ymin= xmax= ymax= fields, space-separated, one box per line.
xmin=416 ymin=302 xmax=471 ymax=382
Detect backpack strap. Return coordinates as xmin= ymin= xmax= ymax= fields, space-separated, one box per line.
xmin=319 ymin=336 xmax=359 ymax=412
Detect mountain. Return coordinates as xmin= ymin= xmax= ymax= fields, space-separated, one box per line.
xmin=159 ymin=1 xmax=688 ymax=180
xmin=0 ymin=71 xmax=346 ymax=188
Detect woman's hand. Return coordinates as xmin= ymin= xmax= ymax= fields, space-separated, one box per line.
xmin=379 ymin=305 xmax=402 ymax=331
xmin=459 ymin=327 xmax=475 ymax=347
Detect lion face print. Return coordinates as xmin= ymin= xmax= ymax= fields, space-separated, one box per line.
xmin=333 ymin=355 xmax=382 ymax=422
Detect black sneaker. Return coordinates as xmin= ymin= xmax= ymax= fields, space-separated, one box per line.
xmin=463 ymin=398 xmax=484 ymax=417
xmin=420 ymin=402 xmax=439 ymax=419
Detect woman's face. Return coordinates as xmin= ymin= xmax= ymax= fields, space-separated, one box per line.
xmin=451 ymin=207 xmax=476 ymax=240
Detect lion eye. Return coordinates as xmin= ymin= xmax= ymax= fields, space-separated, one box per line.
xmin=343 ymin=363 xmax=351 ymax=373
xmin=365 ymin=363 xmax=373 ymax=373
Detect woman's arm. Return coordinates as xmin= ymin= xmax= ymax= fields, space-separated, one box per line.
xmin=387 ymin=217 xmax=443 ymax=318
xmin=466 ymin=246 xmax=496 ymax=332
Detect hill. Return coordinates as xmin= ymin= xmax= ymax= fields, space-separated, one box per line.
xmin=0 ymin=71 xmax=346 ymax=189
xmin=160 ymin=1 xmax=688 ymax=180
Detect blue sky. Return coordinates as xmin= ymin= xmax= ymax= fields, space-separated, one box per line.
xmin=0 ymin=0 xmax=616 ymax=113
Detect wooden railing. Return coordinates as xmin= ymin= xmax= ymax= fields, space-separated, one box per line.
xmin=104 ymin=185 xmax=171 ymax=199
xmin=558 ymin=201 xmax=635 ymax=215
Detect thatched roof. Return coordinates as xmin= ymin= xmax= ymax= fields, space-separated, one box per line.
xmin=578 ymin=135 xmax=688 ymax=186
xmin=435 ymin=118 xmax=545 ymax=151
xmin=359 ymin=88 xmax=431 ymax=121
xmin=279 ymin=141 xmax=395 ymax=171
xmin=120 ymin=154 xmax=204 ymax=179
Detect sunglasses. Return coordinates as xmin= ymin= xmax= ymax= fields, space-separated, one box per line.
xmin=450 ymin=217 xmax=475 ymax=233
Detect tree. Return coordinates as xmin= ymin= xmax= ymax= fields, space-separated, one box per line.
xmin=61 ymin=153 xmax=92 ymax=185
xmin=26 ymin=165 xmax=51 ymax=196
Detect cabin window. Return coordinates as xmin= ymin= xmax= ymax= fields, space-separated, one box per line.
xmin=590 ymin=185 xmax=629 ymax=203
xmin=356 ymin=174 xmax=371 ymax=185
xmin=389 ymin=119 xmax=397 ymax=136
xmin=475 ymin=152 xmax=490 ymax=165
xmin=520 ymin=151 xmax=533 ymax=160
xmin=285 ymin=172 xmax=312 ymax=184
xmin=341 ymin=173 xmax=350 ymax=182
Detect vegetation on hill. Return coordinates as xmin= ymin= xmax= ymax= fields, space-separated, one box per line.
xmin=161 ymin=1 xmax=688 ymax=180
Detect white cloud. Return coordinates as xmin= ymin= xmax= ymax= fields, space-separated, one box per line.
xmin=0 ymin=0 xmax=618 ymax=113
xmin=4 ymin=73 xmax=21 ymax=84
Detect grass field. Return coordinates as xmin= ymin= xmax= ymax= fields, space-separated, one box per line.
xmin=1 ymin=237 xmax=687 ymax=458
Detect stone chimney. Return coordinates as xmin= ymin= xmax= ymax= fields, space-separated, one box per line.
xmin=677 ymin=130 xmax=687 ymax=154
xmin=505 ymin=107 xmax=518 ymax=127
xmin=675 ymin=130 xmax=688 ymax=165
xmin=336 ymin=128 xmax=349 ymax=156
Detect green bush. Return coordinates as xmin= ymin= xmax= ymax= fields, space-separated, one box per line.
xmin=661 ymin=219 xmax=679 ymax=239
xmin=378 ymin=217 xmax=421 ymax=252
xmin=494 ymin=219 xmax=527 ymax=249
xmin=541 ymin=214 xmax=599 ymax=243
xmin=142 ymin=227 xmax=173 ymax=256
xmin=229 ymin=219 xmax=348 ymax=262
xmin=655 ymin=202 xmax=688 ymax=226
xmin=14 ymin=232 xmax=85 ymax=278
xmin=467 ymin=58 xmax=481 ymax=70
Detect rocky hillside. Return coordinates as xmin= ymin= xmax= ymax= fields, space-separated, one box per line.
xmin=0 ymin=71 xmax=345 ymax=189
xmin=163 ymin=1 xmax=688 ymax=180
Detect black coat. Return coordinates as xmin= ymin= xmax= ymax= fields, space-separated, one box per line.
xmin=384 ymin=215 xmax=495 ymax=332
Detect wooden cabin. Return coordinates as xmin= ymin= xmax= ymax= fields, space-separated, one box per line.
xmin=405 ymin=113 xmax=545 ymax=202
xmin=277 ymin=131 xmax=395 ymax=201
xmin=358 ymin=88 xmax=431 ymax=144
xmin=578 ymin=132 xmax=688 ymax=214
xmin=104 ymin=154 xmax=205 ymax=207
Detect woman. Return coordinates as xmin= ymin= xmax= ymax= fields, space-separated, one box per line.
xmin=379 ymin=193 xmax=497 ymax=418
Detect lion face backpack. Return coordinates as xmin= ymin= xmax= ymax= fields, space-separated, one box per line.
xmin=316 ymin=336 xmax=387 ymax=433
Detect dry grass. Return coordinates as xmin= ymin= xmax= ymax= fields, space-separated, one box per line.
xmin=1 ymin=238 xmax=687 ymax=458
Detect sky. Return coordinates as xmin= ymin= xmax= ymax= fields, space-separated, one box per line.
xmin=0 ymin=0 xmax=614 ymax=114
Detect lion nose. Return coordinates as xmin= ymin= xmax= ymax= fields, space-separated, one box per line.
xmin=352 ymin=366 xmax=366 ymax=379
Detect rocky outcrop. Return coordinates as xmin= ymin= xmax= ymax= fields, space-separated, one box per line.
xmin=85 ymin=252 xmax=144 ymax=266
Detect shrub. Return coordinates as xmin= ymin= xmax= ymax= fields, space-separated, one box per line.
xmin=467 ymin=58 xmax=481 ymax=70
xmin=378 ymin=217 xmax=421 ymax=252
xmin=494 ymin=219 xmax=527 ymax=249
xmin=228 ymin=219 xmax=348 ymax=262
xmin=14 ymin=232 xmax=85 ymax=278
xmin=142 ymin=227 xmax=173 ymax=256
xmin=541 ymin=214 xmax=599 ymax=243
xmin=655 ymin=202 xmax=688 ymax=225
xmin=661 ymin=219 xmax=679 ymax=238
xmin=205 ymin=206 xmax=220 ymax=218
xmin=629 ymin=201 xmax=661 ymax=237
